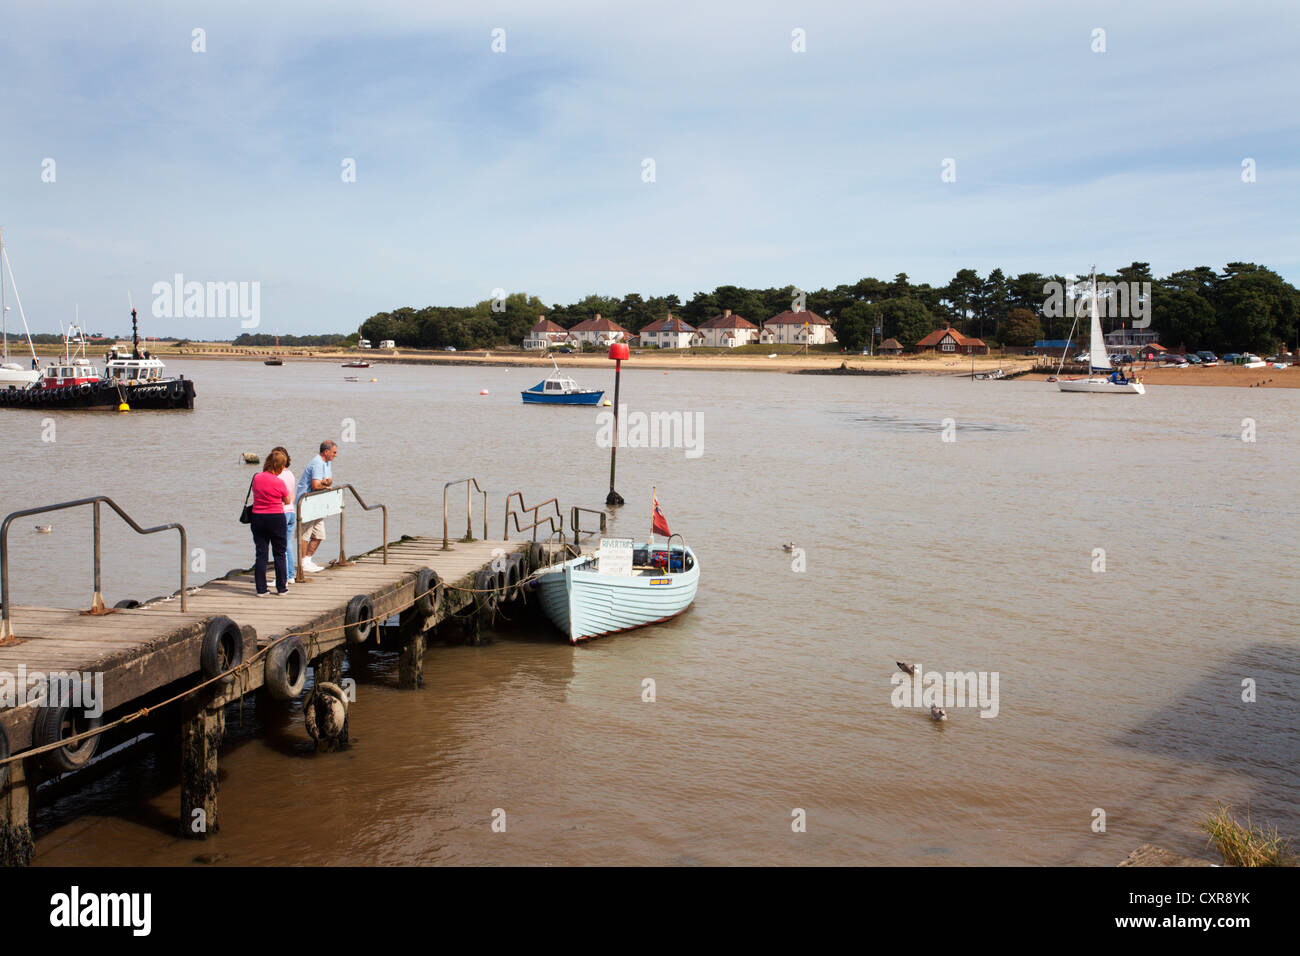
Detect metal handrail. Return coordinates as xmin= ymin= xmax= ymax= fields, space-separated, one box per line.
xmin=503 ymin=493 xmax=563 ymax=541
xmin=442 ymin=477 xmax=488 ymax=550
xmin=665 ymin=532 xmax=689 ymax=570
xmin=570 ymin=506 xmax=607 ymax=539
xmin=295 ymin=484 xmax=388 ymax=579
xmin=0 ymin=496 xmax=187 ymax=643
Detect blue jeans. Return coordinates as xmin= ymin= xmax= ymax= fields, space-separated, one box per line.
xmin=284 ymin=511 xmax=296 ymax=578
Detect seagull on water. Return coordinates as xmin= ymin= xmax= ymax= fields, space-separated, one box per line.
xmin=896 ymin=661 xmax=917 ymax=676
xmin=781 ymin=542 xmax=796 ymax=552
xmin=34 ymin=525 xmax=52 ymax=534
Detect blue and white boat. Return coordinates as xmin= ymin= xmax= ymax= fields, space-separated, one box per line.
xmin=534 ymin=536 xmax=699 ymax=643
xmin=521 ymin=358 xmax=604 ymax=405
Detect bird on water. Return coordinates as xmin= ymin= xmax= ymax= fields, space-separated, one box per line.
xmin=781 ymin=542 xmax=796 ymax=552
xmin=896 ymin=661 xmax=917 ymax=676
xmin=34 ymin=525 xmax=52 ymax=534
xmin=930 ymin=705 xmax=948 ymax=721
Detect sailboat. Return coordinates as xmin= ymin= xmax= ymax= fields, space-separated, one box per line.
xmin=265 ymin=330 xmax=284 ymax=366
xmin=0 ymin=229 xmax=41 ymax=389
xmin=1057 ymin=269 xmax=1145 ymax=395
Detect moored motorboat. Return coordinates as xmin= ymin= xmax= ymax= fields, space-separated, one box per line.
xmin=521 ymin=357 xmax=604 ymax=405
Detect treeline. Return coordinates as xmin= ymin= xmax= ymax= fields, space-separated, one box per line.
xmin=357 ymin=262 xmax=1299 ymax=354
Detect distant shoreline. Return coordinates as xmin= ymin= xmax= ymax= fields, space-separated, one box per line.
xmin=18 ymin=344 xmax=1299 ymax=387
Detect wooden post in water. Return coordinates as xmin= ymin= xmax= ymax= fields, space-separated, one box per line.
xmin=180 ymin=699 xmax=224 ymax=839
xmin=315 ymin=647 xmax=345 ymax=686
xmin=0 ymin=758 xmax=34 ymax=866
xmin=397 ymin=609 xmax=425 ymax=689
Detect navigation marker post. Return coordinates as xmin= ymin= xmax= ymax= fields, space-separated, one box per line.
xmin=605 ymin=341 xmax=628 ymax=506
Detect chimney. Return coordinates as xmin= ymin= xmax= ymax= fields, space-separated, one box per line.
xmin=723 ymin=309 xmax=731 ymax=318
xmin=595 ymin=313 xmax=602 ymax=321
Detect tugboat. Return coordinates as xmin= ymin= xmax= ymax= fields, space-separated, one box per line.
xmin=0 ymin=308 xmax=196 ymax=410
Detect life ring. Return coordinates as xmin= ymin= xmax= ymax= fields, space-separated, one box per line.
xmin=344 ymin=594 xmax=374 ymax=645
xmin=474 ymin=568 xmax=499 ymax=617
xmin=414 ymin=568 xmax=440 ymax=617
xmin=200 ymin=616 xmax=243 ymax=683
xmin=264 ymin=635 xmax=308 ymax=700
xmin=303 ymin=681 xmax=349 ymax=743
xmin=34 ymin=680 xmax=103 ymax=773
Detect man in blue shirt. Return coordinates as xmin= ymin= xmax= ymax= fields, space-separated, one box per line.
xmin=297 ymin=440 xmax=337 ymax=574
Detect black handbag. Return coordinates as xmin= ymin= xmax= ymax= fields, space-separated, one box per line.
xmin=239 ymin=476 xmax=255 ymax=524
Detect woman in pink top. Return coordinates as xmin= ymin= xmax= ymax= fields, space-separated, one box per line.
xmin=250 ymin=449 xmax=291 ymax=595
xmin=271 ymin=445 xmax=296 ymax=583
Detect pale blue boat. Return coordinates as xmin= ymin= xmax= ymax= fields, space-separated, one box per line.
xmin=521 ymin=358 xmax=604 ymax=405
xmin=534 ymin=538 xmax=699 ymax=643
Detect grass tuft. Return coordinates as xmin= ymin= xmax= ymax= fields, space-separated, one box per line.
xmin=1198 ymin=802 xmax=1296 ymax=867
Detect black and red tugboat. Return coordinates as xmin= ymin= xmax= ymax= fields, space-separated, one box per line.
xmin=0 ymin=308 xmax=195 ymax=410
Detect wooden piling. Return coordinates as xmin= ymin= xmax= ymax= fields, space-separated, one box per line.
xmin=0 ymin=758 xmax=34 ymax=867
xmin=179 ymin=698 xmax=224 ymax=839
xmin=397 ymin=609 xmax=425 ymax=689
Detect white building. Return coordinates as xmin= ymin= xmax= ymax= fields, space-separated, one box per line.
xmin=379 ymin=339 xmax=396 ymax=349
xmin=568 ymin=313 xmax=629 ymax=347
xmin=696 ymin=309 xmax=759 ymax=347
xmin=639 ymin=314 xmax=695 ymax=349
xmin=760 ymin=309 xmax=837 ymax=345
xmin=523 ymin=316 xmax=572 ymax=350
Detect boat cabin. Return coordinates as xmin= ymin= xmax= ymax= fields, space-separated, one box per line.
xmin=542 ymin=374 xmax=580 ymax=394
xmin=39 ymin=358 xmax=101 ymax=389
xmin=104 ymin=347 xmax=167 ymax=384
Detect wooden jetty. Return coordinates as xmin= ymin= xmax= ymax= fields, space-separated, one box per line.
xmin=0 ymin=481 xmax=593 ymax=865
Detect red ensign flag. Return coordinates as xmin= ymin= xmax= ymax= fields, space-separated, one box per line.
xmin=652 ymin=493 xmax=671 ymax=537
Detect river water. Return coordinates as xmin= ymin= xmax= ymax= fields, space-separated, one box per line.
xmin=5 ymin=359 xmax=1297 ymax=865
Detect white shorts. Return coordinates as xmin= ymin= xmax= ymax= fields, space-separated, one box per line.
xmin=302 ymin=518 xmax=326 ymax=541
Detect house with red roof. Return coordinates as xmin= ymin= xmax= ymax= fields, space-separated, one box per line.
xmin=916 ymin=324 xmax=988 ymax=355
xmin=568 ymin=313 xmax=629 ymax=347
xmin=639 ymin=314 xmax=696 ymax=349
xmin=523 ymin=316 xmax=573 ymax=350
xmin=759 ymin=309 xmax=837 ymax=346
xmin=693 ymin=309 xmax=759 ymax=348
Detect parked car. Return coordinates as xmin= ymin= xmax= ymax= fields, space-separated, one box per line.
xmin=444 ymin=345 xmax=457 ymax=352
xmin=1073 ymin=352 xmax=1091 ymax=363
xmin=1184 ymin=353 xmax=1202 ymax=365
xmin=1112 ymin=353 xmax=1134 ymax=364
xmin=1196 ymin=350 xmax=1219 ymax=364
xmin=1222 ymin=352 xmax=1241 ymax=363
xmin=556 ymin=346 xmax=574 ymax=353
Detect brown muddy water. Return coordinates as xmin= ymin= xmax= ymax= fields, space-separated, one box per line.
xmin=4 ymin=360 xmax=1297 ymax=865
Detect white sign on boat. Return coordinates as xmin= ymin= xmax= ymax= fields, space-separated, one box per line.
xmin=300 ymin=489 xmax=344 ymax=522
xmin=597 ymin=537 xmax=634 ymax=576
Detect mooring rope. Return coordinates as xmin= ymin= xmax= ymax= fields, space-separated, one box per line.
xmin=0 ymin=560 xmax=552 ymax=768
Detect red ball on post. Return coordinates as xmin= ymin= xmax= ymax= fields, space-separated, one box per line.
xmin=607 ymin=342 xmax=630 ymax=361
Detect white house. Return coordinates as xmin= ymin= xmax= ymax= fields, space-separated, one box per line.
xmin=696 ymin=309 xmax=759 ymax=347
xmin=523 ymin=316 xmax=571 ymax=350
xmin=568 ymin=313 xmax=629 ymax=347
xmin=639 ymin=314 xmax=695 ymax=349
xmin=761 ymin=309 xmax=837 ymax=345
xmin=379 ymin=339 xmax=396 ymax=349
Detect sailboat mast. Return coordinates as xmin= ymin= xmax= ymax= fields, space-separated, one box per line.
xmin=1 ymin=227 xmax=7 ymax=364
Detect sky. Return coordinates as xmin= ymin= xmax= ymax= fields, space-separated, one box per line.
xmin=1 ymin=0 xmax=1297 ymax=339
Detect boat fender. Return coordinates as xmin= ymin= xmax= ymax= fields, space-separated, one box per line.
xmin=303 ymin=681 xmax=349 ymax=745
xmin=474 ymin=568 xmax=499 ymax=617
xmin=113 ymin=599 xmax=140 ymax=609
xmin=414 ymin=568 xmax=440 ymax=617
xmin=505 ymin=553 xmax=525 ymax=602
xmin=344 ymin=594 xmax=375 ymax=645
xmin=33 ymin=681 xmax=103 ymax=773
xmin=77 ymin=383 xmax=91 ymax=397
xmin=169 ymin=381 xmax=184 ymax=400
xmin=200 ymin=616 xmax=244 ymax=683
xmin=527 ymin=541 xmax=544 ymax=573
xmin=264 ymin=635 xmax=308 ymax=700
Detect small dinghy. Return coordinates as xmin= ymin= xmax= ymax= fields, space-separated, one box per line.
xmin=532 ymin=492 xmax=696 ymax=642
xmin=521 ymin=357 xmax=604 ymax=405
